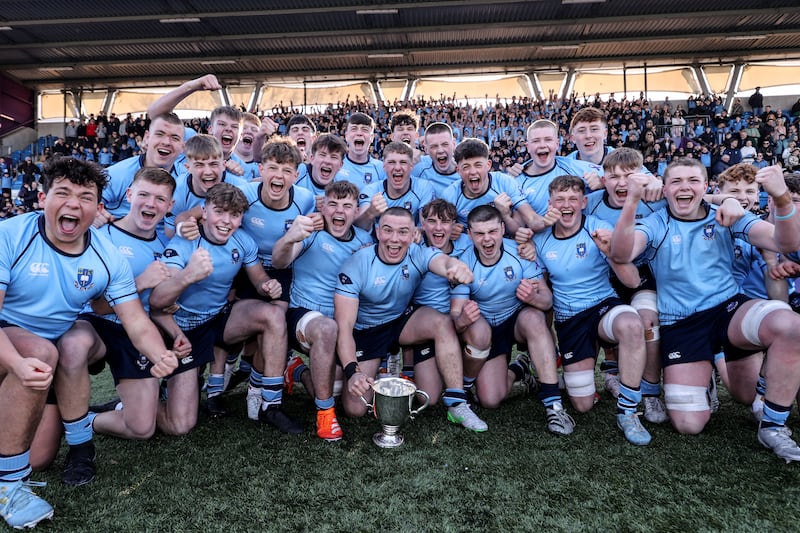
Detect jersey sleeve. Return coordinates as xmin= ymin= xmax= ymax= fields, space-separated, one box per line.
xmin=335 ymin=251 xmax=365 ymax=299
xmin=161 ymin=237 xmax=192 ymax=270
xmin=102 ymin=250 xmax=138 ymax=307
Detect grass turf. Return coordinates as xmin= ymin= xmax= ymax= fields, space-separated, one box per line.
xmin=31 ymin=370 xmax=800 ymax=532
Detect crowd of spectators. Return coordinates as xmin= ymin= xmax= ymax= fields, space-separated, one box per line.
xmin=3 ymin=89 xmax=800 ymax=221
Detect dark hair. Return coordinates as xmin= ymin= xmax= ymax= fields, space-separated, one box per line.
xmin=390 ymin=110 xmax=419 ymax=131
xmin=209 ymin=106 xmax=243 ymax=125
xmin=204 ymin=182 xmax=249 ymax=214
xmin=383 ymin=141 xmax=414 ymax=160
xmin=421 ymin=199 xmax=457 ymax=222
xmin=467 ymin=204 xmax=502 ymax=228
xmin=311 ymin=133 xmax=347 ymax=156
xmin=41 ymin=157 xmax=106 ymax=199
xmin=454 ymin=138 xmax=490 ymax=163
xmin=287 ymin=114 xmax=316 ymax=133
xmin=548 ymin=174 xmax=585 ymax=195
xmin=347 ymin=112 xmax=375 ymax=129
xmin=324 ymin=180 xmax=359 ymax=201
xmin=379 ymin=206 xmax=414 ymax=224
xmin=424 ymin=122 xmax=453 ymax=138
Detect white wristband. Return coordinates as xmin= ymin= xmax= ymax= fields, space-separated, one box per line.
xmin=175 ymin=222 xmax=184 ymax=237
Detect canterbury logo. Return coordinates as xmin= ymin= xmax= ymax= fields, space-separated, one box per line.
xmin=29 ymin=263 xmax=49 ymax=274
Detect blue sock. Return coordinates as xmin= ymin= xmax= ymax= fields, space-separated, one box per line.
xmin=755 ymin=374 xmax=767 ymax=397
xmin=225 ymin=353 xmax=239 ymax=366
xmin=617 ymin=382 xmax=642 ymax=414
xmin=402 ymin=366 xmax=415 ymax=380
xmin=443 ymin=388 xmax=467 ymax=407
xmin=207 ymin=373 xmax=224 ymax=398
xmin=509 ymin=361 xmax=526 ymax=382
xmin=315 ymin=396 xmax=335 ymax=410
xmin=762 ymin=399 xmax=791 ymax=429
xmin=292 ymin=361 xmax=308 ymax=383
xmin=260 ymin=376 xmax=283 ymax=407
xmin=463 ymin=376 xmax=476 ymax=390
xmin=249 ymin=368 xmax=264 ymax=389
xmin=0 ymin=451 xmax=31 ymax=482
xmin=537 ymin=382 xmax=561 ymax=407
xmin=600 ymin=360 xmax=618 ymax=375
xmin=239 ymin=358 xmax=253 ymax=374
xmin=63 ymin=412 xmax=97 ymax=446
xmin=641 ymin=378 xmax=661 ymax=397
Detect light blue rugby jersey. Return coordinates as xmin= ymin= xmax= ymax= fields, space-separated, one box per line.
xmin=91 ymin=223 xmax=169 ymax=323
xmin=440 ymin=172 xmax=528 ymax=225
xmin=0 ymin=213 xmax=138 ymax=340
xmin=240 ymin=182 xmax=316 ymax=268
xmin=517 ymin=157 xmax=594 ymax=215
xmin=230 ymin=153 xmax=261 ymax=183
xmin=566 ymin=147 xmax=653 ymax=176
xmin=731 ymin=238 xmax=790 ymax=300
xmin=295 ymin=163 xmax=327 ymax=199
xmin=289 ymin=226 xmax=374 ymax=317
xmin=534 ymin=215 xmax=617 ymax=321
xmin=585 ymin=190 xmax=666 ymax=226
xmin=413 ymin=233 xmax=472 ymax=314
xmin=358 ymin=178 xmax=435 ymax=223
xmin=635 ymin=203 xmax=761 ymax=325
xmin=161 ymin=227 xmax=259 ymax=328
xmin=453 ymin=238 xmax=544 ymax=326
xmin=411 ymin=155 xmax=460 ymax=198
xmin=164 ymin=172 xmax=248 ymax=231
xmin=103 ymin=155 xmax=181 ymax=218
xmin=336 ymin=155 xmax=387 ymax=193
xmin=335 ymin=242 xmax=440 ymax=330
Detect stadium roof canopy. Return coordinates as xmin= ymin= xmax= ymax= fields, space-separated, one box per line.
xmin=1 ymin=0 xmax=800 ymax=91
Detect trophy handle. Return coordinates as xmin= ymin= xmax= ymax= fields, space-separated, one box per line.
xmin=360 ymin=395 xmax=374 ymax=416
xmin=408 ymin=390 xmax=430 ymax=420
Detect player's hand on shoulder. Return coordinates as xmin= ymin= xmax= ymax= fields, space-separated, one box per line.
xmin=287 ymin=214 xmax=315 ymax=241
xmin=179 ymin=216 xmax=201 ymax=240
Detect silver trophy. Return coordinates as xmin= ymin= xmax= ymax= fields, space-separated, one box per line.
xmin=363 ymin=377 xmax=430 ymax=448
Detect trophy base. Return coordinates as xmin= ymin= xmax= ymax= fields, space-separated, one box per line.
xmin=372 ymin=429 xmax=405 ymax=448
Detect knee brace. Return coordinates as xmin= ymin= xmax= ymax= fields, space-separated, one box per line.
xmin=664 ymin=384 xmax=709 ymax=412
xmin=295 ymin=310 xmax=323 ymax=351
xmin=600 ymin=305 xmax=638 ymax=343
xmin=631 ymin=290 xmax=658 ymax=313
xmin=563 ymin=369 xmax=596 ymax=397
xmin=464 ymin=344 xmax=490 ymax=360
xmin=740 ymin=300 xmax=791 ymax=346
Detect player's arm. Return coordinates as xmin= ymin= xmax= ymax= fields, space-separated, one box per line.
xmin=609 ymin=175 xmax=649 ymax=263
xmin=243 ymin=263 xmax=282 ymax=300
xmin=149 ymin=249 xmax=213 ymax=310
xmin=354 ymin=193 xmax=387 ymax=230
xmin=165 ymin=206 xmax=204 ymax=239
xmin=334 ymin=293 xmax=373 ymax=396
xmin=516 ymin=277 xmax=552 ymax=311
xmin=449 ymin=296 xmax=481 ymax=334
xmin=755 ymin=165 xmax=800 ymax=253
xmin=112 ymin=299 xmax=178 ymax=378
xmin=761 ymin=249 xmax=789 ymax=302
xmin=272 ymin=214 xmax=315 ymax=268
xmin=147 ymin=74 xmax=221 ymax=117
xmin=428 ymin=254 xmax=474 ymax=286
xmin=0 ymin=290 xmax=53 ymax=389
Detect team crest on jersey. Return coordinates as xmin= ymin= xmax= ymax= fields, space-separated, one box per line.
xmin=136 ymin=353 xmax=150 ymax=371
xmin=153 ymin=251 xmax=163 ymax=260
xmin=339 ymin=273 xmax=353 ymax=285
xmin=284 ymin=219 xmax=293 ymax=231
xmin=576 ymin=242 xmax=587 ymax=258
xmin=504 ymin=266 xmax=515 ymax=282
xmin=703 ymin=223 xmax=716 ymax=240
xmin=231 ymin=248 xmax=240 ymax=264
xmin=401 ymin=264 xmax=409 ymax=280
xmin=403 ymin=201 xmax=413 ymax=211
xmin=364 ymin=173 xmax=373 ymax=184
xmin=734 ymin=244 xmax=742 ymax=260
xmin=74 ymin=268 xmax=94 ymax=290
xmin=164 ymin=248 xmax=178 ymax=258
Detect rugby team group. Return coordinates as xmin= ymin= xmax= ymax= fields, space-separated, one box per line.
xmin=3 ymin=74 xmax=800 ymax=529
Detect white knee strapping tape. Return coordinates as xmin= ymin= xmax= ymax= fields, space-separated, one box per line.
xmin=600 ymin=305 xmax=638 ymax=343
xmin=465 ymin=344 xmax=490 ymax=360
xmin=295 ymin=310 xmax=323 ymax=351
xmin=664 ymin=384 xmax=709 ymax=412
xmin=631 ymin=290 xmax=658 ymax=313
xmin=740 ymin=300 xmax=791 ymax=347
xmin=563 ymin=369 xmax=596 ymax=397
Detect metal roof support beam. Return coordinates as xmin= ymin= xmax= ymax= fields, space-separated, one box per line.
xmin=561 ymin=68 xmax=576 ymax=101
xmin=692 ymin=66 xmax=711 ymax=96
xmin=725 ymin=63 xmax=745 ymax=112
xmin=370 ymin=80 xmax=382 ymax=106
xmin=248 ymin=82 xmax=263 ymax=114
xmin=526 ymin=73 xmax=541 ymax=101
